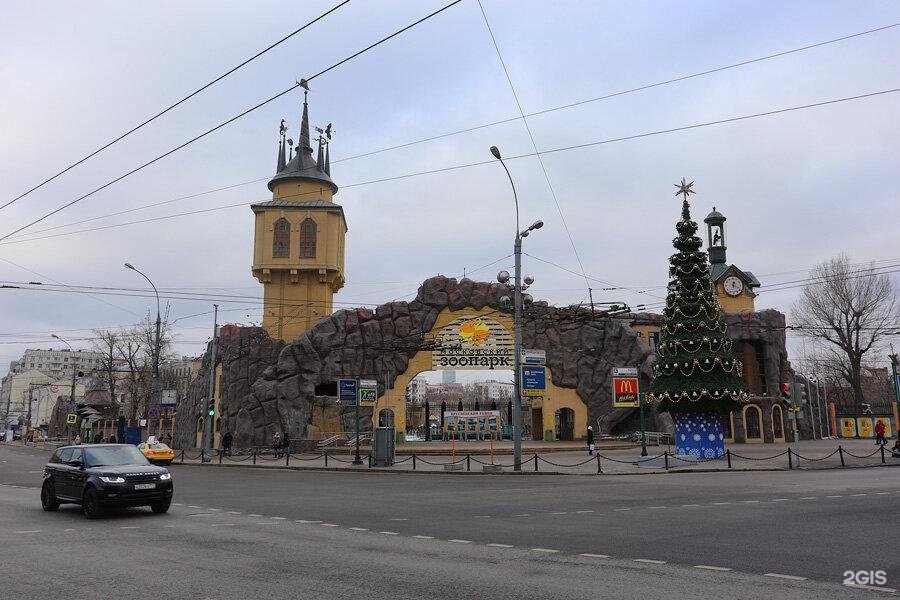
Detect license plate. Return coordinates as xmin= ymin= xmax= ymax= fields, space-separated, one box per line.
xmin=134 ymin=483 xmax=156 ymax=490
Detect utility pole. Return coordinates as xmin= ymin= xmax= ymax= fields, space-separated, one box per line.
xmin=201 ymin=304 xmax=218 ymax=462
xmin=890 ymin=349 xmax=899 ymax=439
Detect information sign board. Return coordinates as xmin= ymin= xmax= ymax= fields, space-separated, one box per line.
xmin=522 ymin=366 xmax=546 ymax=397
xmin=338 ymin=379 xmax=358 ymax=407
xmin=522 ymin=349 xmax=546 ymax=365
xmin=160 ymin=389 xmax=178 ymax=406
xmin=612 ymin=368 xmax=640 ymax=408
xmin=359 ymin=379 xmax=378 ymax=407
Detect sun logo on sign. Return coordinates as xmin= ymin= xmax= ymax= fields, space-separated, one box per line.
xmin=458 ymin=319 xmax=491 ymax=346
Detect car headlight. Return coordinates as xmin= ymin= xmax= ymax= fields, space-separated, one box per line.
xmin=159 ymin=473 xmax=172 ymax=481
xmin=99 ymin=476 xmax=125 ymax=484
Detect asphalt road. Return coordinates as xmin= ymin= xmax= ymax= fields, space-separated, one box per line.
xmin=2 ymin=443 xmax=898 ymax=599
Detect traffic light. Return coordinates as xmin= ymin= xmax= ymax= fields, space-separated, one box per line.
xmin=206 ymin=396 xmax=215 ymax=417
xmin=780 ymin=383 xmax=792 ymax=402
xmin=798 ymin=383 xmax=808 ymax=404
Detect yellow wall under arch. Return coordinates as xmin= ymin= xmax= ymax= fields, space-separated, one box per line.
xmin=373 ymin=307 xmax=588 ymax=440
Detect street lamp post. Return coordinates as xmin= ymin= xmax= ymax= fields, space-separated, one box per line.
xmin=124 ymin=263 xmax=162 ymax=415
xmin=490 ymin=145 xmax=543 ymax=472
xmin=52 ymin=334 xmax=79 ymax=441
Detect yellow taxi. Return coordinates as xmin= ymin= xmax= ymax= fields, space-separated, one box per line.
xmin=137 ymin=441 xmax=176 ymax=465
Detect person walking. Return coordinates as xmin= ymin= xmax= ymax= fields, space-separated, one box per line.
xmin=587 ymin=425 xmax=595 ymax=455
xmin=73 ymin=434 xmax=82 ymax=445
xmin=874 ymin=420 xmax=887 ymax=446
xmin=221 ymin=431 xmax=233 ymax=457
xmin=272 ymin=432 xmax=282 ymax=458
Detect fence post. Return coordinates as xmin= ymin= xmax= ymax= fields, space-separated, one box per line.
xmin=218 ymin=449 xmax=222 ymax=465
xmin=324 ymin=451 xmax=328 ymax=467
xmin=596 ymin=454 xmax=602 ymax=474
xmin=180 ymin=449 xmax=185 ymax=463
xmin=285 ymin=450 xmax=290 ymax=467
xmin=881 ymin=445 xmax=886 ymax=464
xmin=726 ymin=449 xmax=732 ymax=469
xmin=664 ymin=451 xmax=669 ymax=471
xmin=787 ymin=447 xmax=793 ymax=470
xmin=467 ymin=455 xmax=471 ymax=472
xmin=838 ymin=445 xmax=845 ymax=467
xmin=412 ymin=454 xmax=417 ymax=470
xmin=534 ymin=453 xmax=539 ymax=472
xmin=252 ymin=449 xmax=257 ymax=465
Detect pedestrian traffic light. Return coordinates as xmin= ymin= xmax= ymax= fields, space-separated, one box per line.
xmin=780 ymin=383 xmax=792 ymax=402
xmin=798 ymin=383 xmax=807 ymax=404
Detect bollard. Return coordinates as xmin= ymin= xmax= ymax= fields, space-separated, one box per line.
xmin=787 ymin=448 xmax=793 ymax=470
xmin=596 ymin=454 xmax=602 ymax=474
xmin=838 ymin=445 xmax=845 ymax=467
xmin=252 ymin=449 xmax=257 ymax=465
xmin=726 ymin=449 xmax=732 ymax=469
xmin=412 ymin=454 xmax=417 ymax=470
xmin=881 ymin=445 xmax=886 ymax=464
xmin=467 ymin=455 xmax=471 ymax=471
xmin=664 ymin=451 xmax=669 ymax=471
xmin=534 ymin=453 xmax=539 ymax=472
xmin=180 ymin=449 xmax=185 ymax=463
xmin=324 ymin=451 xmax=328 ymax=467
xmin=218 ymin=450 xmax=223 ymax=465
xmin=285 ymin=451 xmax=290 ymax=466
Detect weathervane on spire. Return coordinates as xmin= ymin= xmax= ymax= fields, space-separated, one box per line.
xmin=279 ymin=119 xmax=288 ymax=137
xmin=674 ymin=178 xmax=695 ymax=201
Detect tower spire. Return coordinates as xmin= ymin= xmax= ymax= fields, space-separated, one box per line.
xmin=299 ymin=91 xmax=312 ymax=155
xmin=324 ymin=144 xmax=331 ymax=176
xmin=276 ymin=119 xmax=287 ymax=172
xmin=316 ymin=136 xmax=325 ymax=172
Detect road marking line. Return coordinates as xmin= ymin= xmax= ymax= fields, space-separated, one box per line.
xmin=799 ymin=497 xmax=816 ymax=500
xmin=188 ymin=505 xmax=202 ymax=509
xmin=272 ymin=517 xmax=287 ymax=520
xmin=488 ymin=543 xmax=513 ymax=548
xmin=380 ymin=531 xmax=399 ymax=535
xmin=634 ymin=559 xmax=666 ymax=564
xmin=826 ymin=495 xmax=843 ymax=498
xmin=875 ymin=492 xmax=889 ymax=495
xmin=207 ymin=508 xmax=222 ymax=511
xmin=295 ymin=520 xmax=321 ymax=524
xmin=764 ymin=573 xmax=807 ymax=581
xmin=164 ymin=525 xmax=177 ymax=528
xmin=473 ymin=515 xmax=491 ymax=519
xmin=186 ymin=513 xmax=215 ymax=517
xmin=550 ymin=511 xmax=568 ymax=515
xmin=614 ymin=508 xmax=631 ymax=512
xmin=248 ymin=514 xmax=263 ymax=517
xmin=844 ymin=583 xmax=897 ymax=593
xmin=449 ymin=539 xmax=472 ymax=544
xmin=256 ymin=522 xmax=278 ymax=525
xmin=349 ymin=527 xmax=369 ymax=531
xmin=713 ymin=502 xmax=731 ymax=505
xmin=531 ymin=548 xmax=559 ymax=553
xmin=576 ymin=510 xmax=594 ymax=513
xmin=227 ymin=511 xmax=241 ymax=514
xmin=741 ymin=501 xmax=761 ymax=504
xmin=513 ymin=513 xmax=530 ymax=517
xmin=648 ymin=506 xmax=667 ymax=509
xmin=694 ymin=565 xmax=732 ymax=571
xmin=321 ymin=523 xmax=339 ymax=527
xmin=771 ymin=498 xmax=789 ymax=502
xmin=13 ymin=530 xmax=40 ymax=534
xmin=211 ymin=523 xmax=236 ymax=527
xmin=851 ymin=493 xmax=867 ymax=497
xmin=172 ymin=503 xmax=184 ymax=506
xmin=120 ymin=526 xmax=140 ymax=529
xmin=64 ymin=528 xmax=75 ymax=532
xmin=681 ymin=504 xmax=700 ymax=507
xmin=413 ymin=535 xmax=434 ymax=539
xmin=580 ymin=553 xmax=610 ymax=558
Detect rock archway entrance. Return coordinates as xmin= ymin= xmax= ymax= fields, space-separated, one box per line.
xmin=177 ymin=276 xmax=657 ymax=449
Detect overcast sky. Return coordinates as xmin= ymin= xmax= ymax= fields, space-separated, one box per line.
xmin=1 ymin=0 xmax=898 ymax=378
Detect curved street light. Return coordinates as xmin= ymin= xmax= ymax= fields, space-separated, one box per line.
xmin=124 ymin=262 xmax=161 ymax=412
xmin=52 ymin=333 xmax=80 ymax=441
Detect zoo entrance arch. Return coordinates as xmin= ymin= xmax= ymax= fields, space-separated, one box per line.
xmin=373 ymin=308 xmax=588 ymax=440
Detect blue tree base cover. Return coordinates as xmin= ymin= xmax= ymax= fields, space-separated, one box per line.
xmin=673 ymin=412 xmax=725 ymax=458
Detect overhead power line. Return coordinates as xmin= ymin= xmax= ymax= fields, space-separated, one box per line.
xmin=0 ymin=0 xmax=463 ymax=243
xmin=0 ymin=1 xmax=351 ymax=213
xmin=3 ymin=85 xmax=897 ymax=248
xmin=5 ymin=20 xmax=896 ymax=244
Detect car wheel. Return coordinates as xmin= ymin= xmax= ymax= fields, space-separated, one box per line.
xmin=82 ymin=487 xmax=104 ymax=519
xmin=41 ymin=481 xmax=60 ymax=512
xmin=150 ymin=498 xmax=171 ymax=514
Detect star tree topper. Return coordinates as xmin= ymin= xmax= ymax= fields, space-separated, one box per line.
xmin=674 ymin=178 xmax=695 ymax=201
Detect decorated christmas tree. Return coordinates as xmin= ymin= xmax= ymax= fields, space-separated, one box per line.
xmin=649 ymin=179 xmax=747 ymax=458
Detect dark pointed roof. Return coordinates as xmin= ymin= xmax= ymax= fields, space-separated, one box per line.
xmin=268 ymin=93 xmax=338 ymax=194
xmin=704 ymin=206 xmax=725 ymax=223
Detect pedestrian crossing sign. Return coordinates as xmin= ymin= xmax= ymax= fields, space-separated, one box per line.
xmin=65 ymin=413 xmax=77 ymax=424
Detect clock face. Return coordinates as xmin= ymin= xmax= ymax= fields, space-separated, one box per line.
xmin=723 ymin=276 xmax=744 ymax=297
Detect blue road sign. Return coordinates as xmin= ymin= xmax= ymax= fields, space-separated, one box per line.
xmin=522 ymin=366 xmax=546 ymax=397
xmin=339 ymin=379 xmax=358 ymax=406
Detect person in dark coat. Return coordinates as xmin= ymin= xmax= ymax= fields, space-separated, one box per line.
xmin=587 ymin=425 xmax=595 ymax=455
xmin=221 ymin=431 xmax=233 ymax=457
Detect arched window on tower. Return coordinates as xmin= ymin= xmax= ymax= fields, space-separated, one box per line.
xmin=300 ymin=218 xmax=317 ymax=258
xmin=273 ymin=218 xmax=290 ymax=258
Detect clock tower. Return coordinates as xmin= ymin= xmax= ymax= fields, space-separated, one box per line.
xmin=251 ymin=92 xmax=347 ymax=341
xmin=704 ymin=207 xmax=759 ymax=313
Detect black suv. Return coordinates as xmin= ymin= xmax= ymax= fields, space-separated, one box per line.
xmin=41 ymin=444 xmax=173 ymax=518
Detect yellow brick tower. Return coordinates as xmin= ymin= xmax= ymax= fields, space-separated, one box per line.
xmin=251 ymin=92 xmax=347 ymax=341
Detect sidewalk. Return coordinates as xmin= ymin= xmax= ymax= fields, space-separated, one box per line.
xmin=173 ymin=439 xmax=900 ymax=475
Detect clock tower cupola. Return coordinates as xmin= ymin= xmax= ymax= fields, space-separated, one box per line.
xmin=704 ymin=206 xmax=759 ymax=313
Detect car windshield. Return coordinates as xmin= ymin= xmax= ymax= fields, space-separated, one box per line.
xmin=84 ymin=445 xmax=150 ymax=467
xmin=148 ymin=443 xmax=170 ymax=450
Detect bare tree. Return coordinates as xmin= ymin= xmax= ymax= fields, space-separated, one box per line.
xmin=92 ymin=329 xmax=119 ymax=403
xmin=792 ymin=255 xmax=897 ymax=407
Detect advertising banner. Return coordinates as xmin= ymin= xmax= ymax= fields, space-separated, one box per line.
xmin=856 ymin=417 xmax=874 ymax=438
xmin=840 ymin=417 xmax=857 ymax=438
xmin=338 ymin=379 xmax=358 ymax=407
xmin=612 ymin=370 xmax=640 ymax=408
xmin=432 ymin=316 xmax=514 ymax=371
xmin=874 ymin=416 xmax=893 ymax=437
xmin=358 ymin=379 xmax=377 ymax=407
xmin=522 ymin=366 xmax=546 ymax=397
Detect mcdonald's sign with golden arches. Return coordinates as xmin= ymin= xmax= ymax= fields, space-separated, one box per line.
xmin=612 ymin=375 xmax=640 ymax=408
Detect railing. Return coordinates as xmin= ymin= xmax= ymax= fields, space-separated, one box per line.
xmin=316 ymin=435 xmax=346 ymax=449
